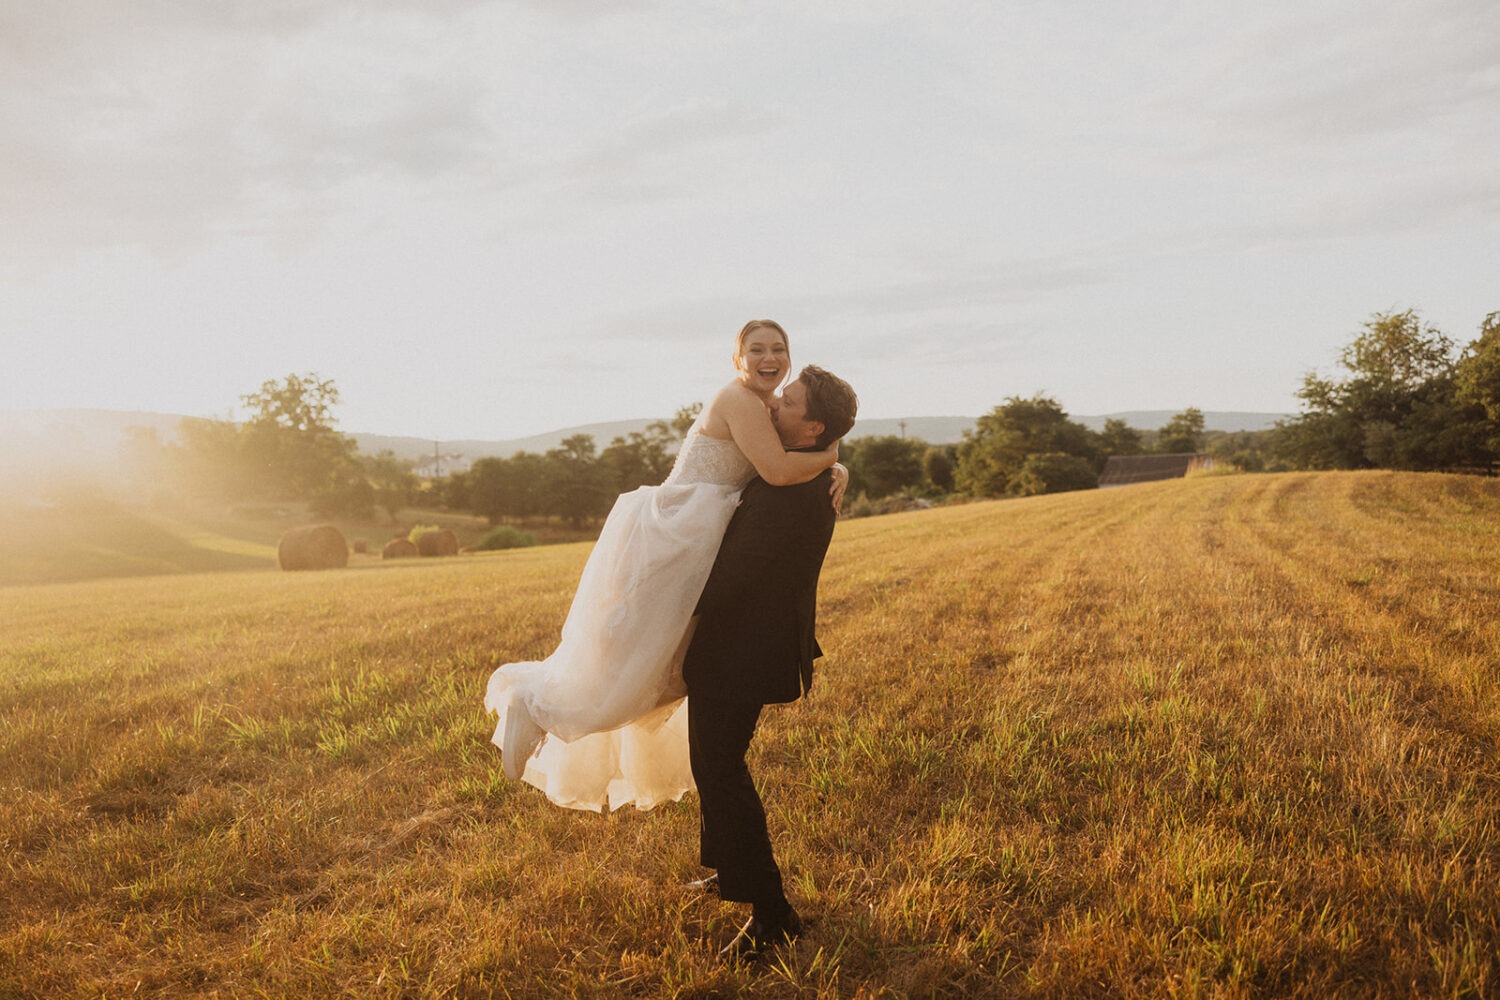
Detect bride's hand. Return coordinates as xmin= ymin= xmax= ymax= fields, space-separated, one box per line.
xmin=829 ymin=462 xmax=849 ymax=515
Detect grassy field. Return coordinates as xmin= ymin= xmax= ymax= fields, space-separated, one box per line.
xmin=2 ymin=470 xmax=1497 ymax=997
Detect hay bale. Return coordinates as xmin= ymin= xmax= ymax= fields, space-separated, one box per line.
xmin=352 ymin=538 xmax=369 ymax=554
xmin=416 ymin=529 xmax=460 ymax=557
xmin=382 ymin=538 xmax=418 ymax=560
xmin=277 ymin=524 xmax=349 ymax=571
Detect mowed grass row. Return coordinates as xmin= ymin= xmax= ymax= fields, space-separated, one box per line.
xmin=2 ymin=471 xmax=1497 ymax=997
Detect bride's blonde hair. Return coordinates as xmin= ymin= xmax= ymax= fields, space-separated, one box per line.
xmin=732 ymin=319 xmax=789 ymax=371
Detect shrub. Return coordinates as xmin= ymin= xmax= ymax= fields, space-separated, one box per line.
xmin=310 ymin=476 xmax=375 ymax=519
xmin=1008 ymin=453 xmax=1098 ymax=496
xmin=843 ymin=492 xmax=876 ymax=519
xmin=477 ymin=526 xmax=537 ymax=550
xmin=840 ymin=492 xmax=930 ymax=520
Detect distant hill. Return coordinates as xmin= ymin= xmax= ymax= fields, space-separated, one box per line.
xmin=1 ymin=407 xmax=1293 ymax=477
xmin=0 ymin=409 xmax=670 ymax=473
xmin=351 ymin=419 xmax=664 ymax=463
xmin=847 ymin=412 xmax=1286 ymax=441
xmin=1075 ymin=411 xmax=1289 ymax=434
xmin=357 ymin=411 xmax=1290 ymax=459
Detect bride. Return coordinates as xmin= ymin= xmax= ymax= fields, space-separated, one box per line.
xmin=484 ymin=320 xmax=844 ymax=811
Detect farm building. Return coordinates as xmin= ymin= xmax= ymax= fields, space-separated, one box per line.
xmin=1099 ymin=453 xmax=1213 ymax=488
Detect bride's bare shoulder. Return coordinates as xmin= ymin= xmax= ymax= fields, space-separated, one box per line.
xmin=706 ymin=380 xmax=761 ymax=410
xmin=698 ymin=380 xmax=761 ymax=437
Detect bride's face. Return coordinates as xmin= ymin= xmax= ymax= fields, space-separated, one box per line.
xmin=736 ymin=328 xmax=790 ymax=393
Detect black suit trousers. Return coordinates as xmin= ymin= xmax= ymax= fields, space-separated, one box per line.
xmin=688 ymin=694 xmax=787 ymax=913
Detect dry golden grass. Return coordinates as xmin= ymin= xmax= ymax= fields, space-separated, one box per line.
xmin=2 ymin=471 xmax=1497 ymax=997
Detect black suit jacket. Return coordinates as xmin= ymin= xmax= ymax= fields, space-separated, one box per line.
xmin=683 ymin=468 xmax=837 ymax=705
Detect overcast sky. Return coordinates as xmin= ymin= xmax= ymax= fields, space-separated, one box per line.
xmin=4 ymin=0 xmax=1497 ymax=441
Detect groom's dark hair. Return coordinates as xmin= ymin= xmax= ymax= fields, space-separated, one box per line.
xmin=798 ymin=365 xmax=858 ymax=450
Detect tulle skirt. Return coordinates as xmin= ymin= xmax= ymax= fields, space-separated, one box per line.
xmin=485 ymin=478 xmax=742 ymax=811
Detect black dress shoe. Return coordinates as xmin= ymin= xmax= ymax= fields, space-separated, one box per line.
xmin=684 ymin=873 xmax=720 ymax=896
xmin=717 ymin=909 xmax=803 ymax=963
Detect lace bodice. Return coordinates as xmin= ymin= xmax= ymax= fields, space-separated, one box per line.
xmin=664 ymin=432 xmax=756 ymax=488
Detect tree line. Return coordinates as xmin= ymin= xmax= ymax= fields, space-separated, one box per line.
xmin=833 ymin=399 xmax=1217 ymax=510
xmin=436 ymin=406 xmax=699 ymax=527
xmin=129 ymin=375 xmax=420 ymax=520
xmin=143 ymin=380 xmax=702 ymax=526
xmin=841 ymin=307 xmax=1499 ymax=506
xmin=150 ymin=374 xmax=1223 ymax=521
xmin=147 ymin=306 xmax=1498 ymax=525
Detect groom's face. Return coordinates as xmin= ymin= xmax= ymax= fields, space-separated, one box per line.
xmin=770 ymin=379 xmax=825 ymax=449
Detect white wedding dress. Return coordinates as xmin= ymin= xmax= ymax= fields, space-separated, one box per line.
xmin=484 ymin=431 xmax=756 ymax=812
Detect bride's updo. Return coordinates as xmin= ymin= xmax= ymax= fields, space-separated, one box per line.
xmin=732 ymin=319 xmax=789 ymax=369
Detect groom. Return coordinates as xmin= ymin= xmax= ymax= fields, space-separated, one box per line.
xmin=682 ymin=363 xmax=859 ymax=962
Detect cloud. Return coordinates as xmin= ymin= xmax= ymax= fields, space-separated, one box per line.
xmin=592 ymin=254 xmax=1111 ymax=345
xmin=1123 ymin=164 xmax=1500 ymax=266
xmin=246 ymin=75 xmax=498 ymax=189
xmin=1155 ymin=0 xmax=1500 ymax=152
xmin=533 ymin=354 xmax=623 ymax=375
xmin=0 ymin=2 xmax=759 ymax=258
xmin=525 ymin=100 xmax=781 ymax=209
xmin=0 ymin=1 xmax=510 ymax=257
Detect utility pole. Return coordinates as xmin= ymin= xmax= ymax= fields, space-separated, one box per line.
xmin=899 ymin=420 xmax=907 ymax=439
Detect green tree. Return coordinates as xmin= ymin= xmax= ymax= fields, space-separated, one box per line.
xmin=1008 ymin=453 xmax=1098 ymax=496
xmin=922 ymin=444 xmax=956 ymax=493
xmin=237 ymin=373 xmax=361 ymax=501
xmin=848 ymin=435 xmax=926 ymax=499
xmin=507 ymin=453 xmax=552 ymax=518
xmin=544 ymin=434 xmax=614 ymax=527
xmin=955 ymin=394 xmax=1100 ymax=498
xmin=1098 ymin=418 xmax=1144 ymax=457
xmin=1205 ymin=430 xmax=1277 ymax=473
xmin=1277 ymin=310 xmax=1493 ymax=470
xmin=467 ymin=452 xmax=551 ymax=524
xmin=1456 ymin=312 xmax=1500 ymax=451
xmin=308 ymin=476 xmax=375 ymax=519
xmin=600 ymin=421 xmax=678 ymax=493
xmin=671 ymin=403 xmax=703 ymax=438
xmin=596 ymin=404 xmax=701 ymax=494
xmin=431 ymin=469 xmax=470 ymax=511
xmin=1156 ymin=408 xmax=1205 ymax=454
xmin=241 ymin=373 xmax=342 ymax=435
xmin=465 ymin=458 xmax=508 ymax=524
xmin=362 ymin=450 xmax=417 ymax=521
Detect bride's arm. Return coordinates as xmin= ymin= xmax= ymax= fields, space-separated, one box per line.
xmin=717 ymin=385 xmax=837 ymax=486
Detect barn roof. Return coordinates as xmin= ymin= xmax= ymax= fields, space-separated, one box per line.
xmin=1098 ymin=453 xmax=1212 ymax=487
